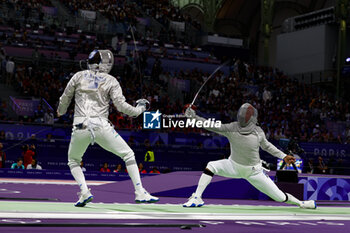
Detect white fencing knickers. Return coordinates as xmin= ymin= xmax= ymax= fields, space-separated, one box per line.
xmin=67 ymin=118 xmax=134 ymax=169
xmin=207 ymin=158 xmax=287 ymax=202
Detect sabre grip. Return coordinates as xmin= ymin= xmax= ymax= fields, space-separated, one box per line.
xmin=136 ymin=99 xmax=150 ymax=111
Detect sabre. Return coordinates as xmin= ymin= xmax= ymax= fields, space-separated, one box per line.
xmin=128 ymin=25 xmax=143 ymax=97
xmin=189 ymin=60 xmax=230 ymax=107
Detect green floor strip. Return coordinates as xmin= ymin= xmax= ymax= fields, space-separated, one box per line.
xmin=0 ymin=201 xmax=349 ymax=215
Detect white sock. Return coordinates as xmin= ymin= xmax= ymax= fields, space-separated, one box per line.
xmin=194 ymin=174 xmax=212 ymax=197
xmin=126 ymin=163 xmax=143 ymax=191
xmin=286 ymin=193 xmax=301 ymax=206
xmin=71 ymin=166 xmax=88 ymax=193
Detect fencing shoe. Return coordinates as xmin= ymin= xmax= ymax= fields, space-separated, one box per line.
xmin=135 ymin=188 xmax=159 ymax=203
xmin=183 ymin=193 xmax=204 ymax=207
xmin=300 ymin=200 xmax=317 ymax=209
xmin=75 ymin=189 xmax=94 ymax=207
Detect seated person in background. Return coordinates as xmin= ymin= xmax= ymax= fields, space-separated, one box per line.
xmin=138 ymin=163 xmax=147 ymax=174
xmin=100 ymin=162 xmax=111 ymax=172
xmin=11 ymin=158 xmax=25 ymax=169
xmin=80 ymin=161 xmax=86 ymax=172
xmin=113 ymin=164 xmax=123 ymax=173
xmin=27 ymin=158 xmax=42 ymax=170
xmin=150 ymin=167 xmax=160 ymax=174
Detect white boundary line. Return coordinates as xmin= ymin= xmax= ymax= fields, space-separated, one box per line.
xmin=0 ymin=201 xmax=297 ymax=208
xmin=0 ymin=212 xmax=350 ymax=221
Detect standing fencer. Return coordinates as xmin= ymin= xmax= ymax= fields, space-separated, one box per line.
xmin=183 ymin=103 xmax=316 ymax=209
xmin=57 ymin=49 xmax=159 ymax=207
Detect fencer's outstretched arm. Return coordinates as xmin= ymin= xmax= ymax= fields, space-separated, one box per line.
xmin=110 ymin=78 xmax=144 ymax=117
xmin=185 ymin=108 xmax=232 ymax=136
xmin=58 ymin=75 xmax=76 ymax=116
xmin=258 ymin=128 xmax=287 ymax=160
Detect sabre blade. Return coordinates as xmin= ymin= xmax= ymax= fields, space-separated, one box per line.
xmin=190 ymin=60 xmax=230 ymax=107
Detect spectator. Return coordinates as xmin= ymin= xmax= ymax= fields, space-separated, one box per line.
xmin=44 ymin=109 xmax=54 ymax=125
xmin=0 ymin=131 xmax=5 ymax=140
xmin=138 ymin=163 xmax=147 ymax=174
xmin=26 ymin=158 xmax=42 ymax=170
xmin=0 ymin=143 xmax=6 ymax=168
xmin=304 ymin=159 xmax=314 ymax=174
xmin=34 ymin=105 xmax=45 ymax=123
xmin=23 ymin=145 xmax=35 ymax=168
xmin=149 ymin=167 xmax=160 ymax=174
xmin=128 ymin=136 xmax=136 ymax=146
xmin=0 ymin=48 xmax=6 ymax=80
xmin=144 ymin=139 xmax=155 ymax=162
xmin=11 ymin=158 xmax=25 ymax=169
xmin=262 ymin=88 xmax=272 ymax=102
xmin=21 ymin=144 xmax=29 ymax=157
xmin=29 ymin=144 xmax=37 ymax=159
xmin=44 ymin=134 xmax=55 ymax=142
xmin=31 ymin=47 xmax=41 ymax=66
xmin=113 ymin=164 xmax=123 ymax=173
xmin=80 ymin=161 xmax=86 ymax=172
xmin=5 ymin=56 xmax=15 ymax=86
xmin=316 ymin=156 xmax=328 ymax=174
xmin=100 ymin=162 xmax=111 ymax=172
xmin=29 ymin=134 xmax=37 ymax=142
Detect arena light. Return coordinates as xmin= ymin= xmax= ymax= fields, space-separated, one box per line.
xmin=285 ymin=7 xmax=335 ymax=32
xmin=346 ymin=57 xmax=350 ymax=65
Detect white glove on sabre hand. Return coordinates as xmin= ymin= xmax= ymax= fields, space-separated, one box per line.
xmin=136 ymin=99 xmax=150 ymax=112
xmin=185 ymin=107 xmax=196 ymax=118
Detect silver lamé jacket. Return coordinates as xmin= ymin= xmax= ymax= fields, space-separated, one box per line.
xmin=57 ymin=70 xmax=143 ymax=125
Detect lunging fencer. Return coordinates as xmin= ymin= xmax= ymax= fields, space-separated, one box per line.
xmin=57 ymin=49 xmax=159 ymax=207
xmin=183 ymin=103 xmax=316 ymax=209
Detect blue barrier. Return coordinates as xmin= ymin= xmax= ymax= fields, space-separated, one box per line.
xmin=1 ymin=123 xmax=349 ymax=173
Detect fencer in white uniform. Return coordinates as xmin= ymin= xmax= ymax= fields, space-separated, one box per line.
xmin=57 ymin=49 xmax=159 ymax=207
xmin=183 ymin=103 xmax=316 ymax=209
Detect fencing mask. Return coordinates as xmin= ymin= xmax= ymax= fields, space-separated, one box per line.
xmin=237 ymin=103 xmax=258 ymax=134
xmin=87 ymin=49 xmax=114 ymax=73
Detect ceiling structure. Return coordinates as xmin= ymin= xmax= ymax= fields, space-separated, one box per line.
xmin=172 ymin=0 xmax=336 ymax=39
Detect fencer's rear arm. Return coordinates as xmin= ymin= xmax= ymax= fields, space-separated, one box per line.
xmin=58 ymin=75 xmax=76 ymax=116
xmin=110 ymin=79 xmax=143 ymax=117
xmin=259 ymin=129 xmax=286 ymax=159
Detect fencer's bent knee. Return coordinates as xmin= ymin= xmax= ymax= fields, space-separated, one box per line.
xmin=203 ymin=168 xmax=214 ymax=177
xmin=123 ymin=151 xmax=136 ymax=166
xmin=68 ymin=159 xmax=80 ymax=169
xmin=206 ymin=161 xmax=216 ymax=175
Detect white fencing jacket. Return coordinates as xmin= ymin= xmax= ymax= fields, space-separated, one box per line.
xmin=195 ymin=115 xmax=287 ymax=166
xmin=58 ymin=70 xmax=143 ymax=125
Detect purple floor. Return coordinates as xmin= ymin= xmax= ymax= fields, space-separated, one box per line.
xmin=1 ymin=219 xmax=349 ymax=233
xmin=1 ymin=172 xmax=350 ymax=233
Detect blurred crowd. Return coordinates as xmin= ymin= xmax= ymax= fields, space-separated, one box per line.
xmin=1 ymin=52 xmax=350 ymax=144
xmin=60 ymin=0 xmax=202 ymax=30
xmin=191 ymin=60 xmax=350 ymax=144
xmin=60 ymin=0 xmax=141 ymax=24
xmin=0 ymin=0 xmax=349 ymax=145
